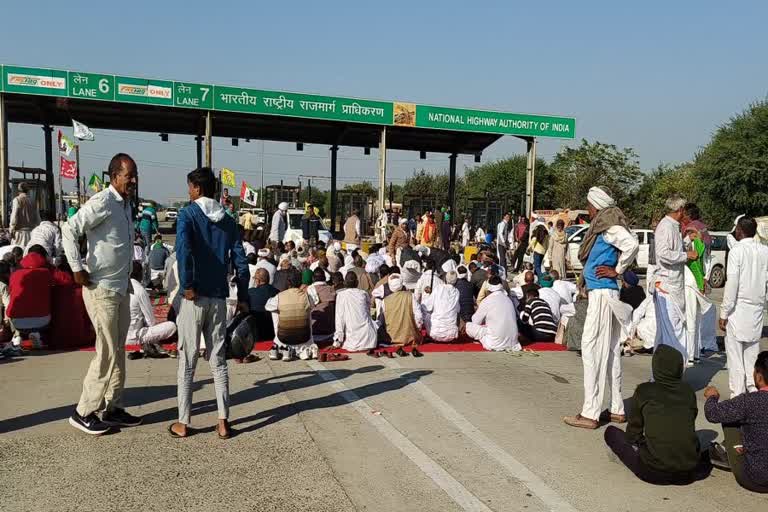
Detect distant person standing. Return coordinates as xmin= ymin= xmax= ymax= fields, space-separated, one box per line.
xmin=496 ymin=213 xmax=511 ymax=272
xmin=9 ymin=183 xmax=41 ymax=248
xmin=62 ymin=153 xmax=140 ymax=435
xmin=269 ymin=202 xmax=288 ymax=248
xmin=344 ymin=209 xmax=362 ymax=250
xmin=720 ymin=216 xmax=768 ymax=397
xmin=220 ymin=187 xmax=230 ymax=206
xmin=138 ymin=201 xmax=159 ymax=248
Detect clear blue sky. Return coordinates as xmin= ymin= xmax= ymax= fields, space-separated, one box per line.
xmin=2 ymin=0 xmax=767 ymax=203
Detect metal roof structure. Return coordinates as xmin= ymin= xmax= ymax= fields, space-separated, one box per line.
xmin=0 ymin=64 xmax=576 ymax=228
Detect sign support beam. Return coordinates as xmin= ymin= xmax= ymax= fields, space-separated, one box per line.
xmin=0 ymin=94 xmax=7 ymax=226
xmin=378 ymin=127 xmax=387 ymax=214
xmin=525 ymin=138 xmax=537 ymax=219
xmin=42 ymin=125 xmax=55 ymax=216
xmin=205 ymin=111 xmax=212 ymax=168
xmin=330 ymin=145 xmax=338 ymax=234
xmin=448 ymin=152 xmax=457 ymax=219
xmin=195 ymin=135 xmax=203 ymax=169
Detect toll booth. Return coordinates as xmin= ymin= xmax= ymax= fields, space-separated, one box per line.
xmin=465 ymin=195 xmax=513 ymax=235
xmin=265 ymin=185 xmax=299 ymax=209
xmin=337 ymin=190 xmax=373 ymax=237
xmin=403 ymin=193 xmax=437 ymax=220
xmin=8 ymin=166 xmax=55 ymax=218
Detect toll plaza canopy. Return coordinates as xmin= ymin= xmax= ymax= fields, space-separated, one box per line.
xmin=0 ymin=64 xmax=576 ymax=227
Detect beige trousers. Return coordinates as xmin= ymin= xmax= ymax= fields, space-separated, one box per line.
xmin=76 ymin=285 xmax=131 ymax=417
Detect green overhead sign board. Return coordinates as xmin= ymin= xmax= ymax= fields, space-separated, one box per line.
xmin=0 ymin=64 xmax=575 ymax=139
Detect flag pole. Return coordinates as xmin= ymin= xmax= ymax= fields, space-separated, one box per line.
xmin=58 ymin=154 xmax=64 ymax=218
xmin=75 ymin=144 xmax=81 ymax=204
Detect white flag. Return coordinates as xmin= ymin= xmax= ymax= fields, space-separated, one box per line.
xmin=72 ymin=119 xmax=95 ymax=141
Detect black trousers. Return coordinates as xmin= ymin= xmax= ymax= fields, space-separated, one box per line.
xmin=724 ymin=425 xmax=768 ymax=493
xmin=511 ymin=244 xmax=527 ymax=272
xmin=604 ymin=426 xmax=711 ymax=485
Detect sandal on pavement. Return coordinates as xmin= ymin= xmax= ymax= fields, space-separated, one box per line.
xmin=599 ymin=410 xmax=627 ymax=424
xmin=168 ymin=422 xmax=189 ymax=438
xmin=411 ymin=347 xmax=424 ymax=358
xmin=563 ymin=414 xmax=599 ymax=430
xmin=395 ymin=347 xmax=409 ymax=357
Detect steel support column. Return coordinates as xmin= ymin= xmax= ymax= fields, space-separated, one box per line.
xmin=195 ymin=135 xmax=203 ymax=169
xmin=330 ymin=145 xmax=338 ymax=233
xmin=0 ymin=94 xmax=7 ymax=226
xmin=525 ymin=138 xmax=537 ymax=219
xmin=205 ymin=112 xmax=213 ymax=168
xmin=448 ymin=152 xmax=457 ymax=218
xmin=377 ymin=127 xmax=387 ymax=213
xmin=43 ymin=125 xmax=55 ymax=215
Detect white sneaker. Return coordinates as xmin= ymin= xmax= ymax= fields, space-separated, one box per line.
xmin=298 ymin=349 xmax=311 ymax=361
xmin=282 ymin=348 xmax=295 ymax=362
xmin=310 ymin=345 xmax=319 ymax=359
xmin=268 ymin=345 xmax=281 ymax=361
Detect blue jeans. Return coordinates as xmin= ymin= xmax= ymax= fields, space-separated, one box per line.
xmin=533 ymin=252 xmax=544 ymax=278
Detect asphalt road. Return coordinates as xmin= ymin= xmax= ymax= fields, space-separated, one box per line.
xmin=1 ymin=336 xmax=766 ymax=512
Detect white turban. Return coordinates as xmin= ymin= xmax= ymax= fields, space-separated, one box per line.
xmin=403 ymin=259 xmax=421 ymax=271
xmin=441 ymin=259 xmax=457 ymax=274
xmin=278 ymin=202 xmax=289 ymax=211
xmin=257 ymin=248 xmax=270 ymax=257
xmin=333 ymin=241 xmax=342 ymax=251
xmin=378 ymin=247 xmax=388 ymax=256
xmin=365 ymin=254 xmax=384 ymax=273
xmin=344 ymin=255 xmax=354 ymax=267
xmin=388 ymin=274 xmax=403 ymax=292
xmin=487 ymin=282 xmax=503 ymax=293
xmin=731 ymin=214 xmax=745 ymax=233
xmin=587 ymin=186 xmax=615 ymax=210
xmin=398 ymin=217 xmax=408 ymax=225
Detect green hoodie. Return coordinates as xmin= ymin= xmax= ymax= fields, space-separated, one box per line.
xmin=626 ymin=345 xmax=701 ymax=473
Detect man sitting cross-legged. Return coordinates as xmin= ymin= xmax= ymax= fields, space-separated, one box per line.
xmin=422 ymin=270 xmax=460 ymax=342
xmin=464 ymin=275 xmax=520 ymax=352
xmin=519 ymin=287 xmax=558 ymax=342
xmin=333 ymin=272 xmax=378 ymax=352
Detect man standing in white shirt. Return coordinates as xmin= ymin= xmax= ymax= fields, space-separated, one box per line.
xmin=719 ymin=217 xmax=768 ymax=397
xmin=62 ymin=153 xmax=140 ymax=435
xmin=651 ymin=196 xmax=698 ymax=361
xmin=269 ymin=202 xmax=288 ymax=248
xmin=496 ymin=213 xmax=511 ymax=272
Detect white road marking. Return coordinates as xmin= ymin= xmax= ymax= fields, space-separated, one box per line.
xmin=307 ymin=360 xmax=493 ymax=512
xmin=383 ymin=359 xmax=578 ymax=512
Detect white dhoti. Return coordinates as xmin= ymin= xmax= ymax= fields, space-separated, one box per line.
xmin=683 ymin=267 xmax=713 ymax=362
xmin=465 ymin=322 xmax=520 ymax=352
xmin=579 ymin=289 xmax=628 ymax=421
xmin=128 ymin=321 xmax=177 ymax=346
xmin=699 ymin=304 xmax=718 ymax=352
xmin=726 ymin=334 xmax=760 ymax=398
xmin=653 ymin=291 xmax=687 ymax=363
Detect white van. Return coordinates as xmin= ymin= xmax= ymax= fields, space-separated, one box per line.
xmin=543 ymin=225 xmax=652 ymax=273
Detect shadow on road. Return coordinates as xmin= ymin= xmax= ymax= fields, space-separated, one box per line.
xmin=0 ymin=379 xmax=213 ymax=435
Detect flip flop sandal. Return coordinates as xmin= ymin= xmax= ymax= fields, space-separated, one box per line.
xmin=318 ymin=352 xmax=328 ymax=362
xmin=167 ymin=423 xmax=188 ymax=438
xmin=396 ymin=347 xmax=409 ymax=357
xmin=411 ymin=348 xmax=424 ymax=358
xmin=522 ymin=348 xmax=540 ymax=357
xmin=217 ymin=427 xmax=232 ymax=440
xmin=367 ymin=349 xmax=380 ymax=358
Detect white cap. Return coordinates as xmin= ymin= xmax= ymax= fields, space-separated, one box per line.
xmin=398 ymin=217 xmax=408 ymax=225
xmin=278 ymin=202 xmax=289 ymax=211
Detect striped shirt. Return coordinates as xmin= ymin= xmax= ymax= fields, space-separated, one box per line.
xmin=521 ymin=297 xmax=557 ymax=336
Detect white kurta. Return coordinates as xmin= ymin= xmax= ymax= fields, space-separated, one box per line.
xmin=652 ymin=215 xmax=688 ymax=310
xmin=25 ymin=221 xmax=62 ymax=260
xmin=414 ymin=270 xmax=443 ymax=303
xmin=631 ymin=296 xmax=657 ymax=349
xmin=421 ymin=282 xmax=460 ymax=342
xmin=461 ymin=222 xmax=471 ymax=247
xmin=538 ymin=287 xmax=564 ymax=323
xmin=552 ymin=280 xmax=578 ymax=305
xmin=334 ymin=288 xmax=378 ymax=351
xmin=683 ymin=265 xmax=711 ymax=363
xmin=720 ymin=237 xmax=768 ymax=397
xmin=466 ymin=291 xmax=520 ymax=351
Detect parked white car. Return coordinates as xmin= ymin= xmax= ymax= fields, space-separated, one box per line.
xmin=543 ymin=225 xmax=653 ymax=274
xmin=705 ymin=231 xmax=729 ymax=288
xmin=283 ymin=208 xmax=333 ymax=245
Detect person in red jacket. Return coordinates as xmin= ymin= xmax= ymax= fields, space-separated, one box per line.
xmin=6 ymin=244 xmax=71 ymax=346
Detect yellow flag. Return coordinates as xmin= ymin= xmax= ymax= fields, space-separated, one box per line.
xmin=221 ymin=168 xmax=236 ymax=187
